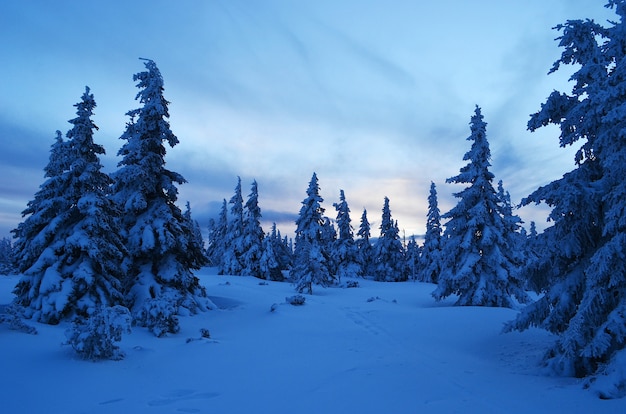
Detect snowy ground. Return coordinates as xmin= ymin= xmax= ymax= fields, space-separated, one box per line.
xmin=1 ymin=270 xmax=625 ymax=414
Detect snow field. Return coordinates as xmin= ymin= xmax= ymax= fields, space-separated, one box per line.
xmin=1 ymin=271 xmax=624 ymax=413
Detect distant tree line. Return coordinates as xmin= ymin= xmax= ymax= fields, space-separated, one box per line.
xmin=207 ymin=137 xmax=531 ymax=303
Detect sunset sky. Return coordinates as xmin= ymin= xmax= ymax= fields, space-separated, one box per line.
xmin=0 ymin=1 xmax=615 ymax=239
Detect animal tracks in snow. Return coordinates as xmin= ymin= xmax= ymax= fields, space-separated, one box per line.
xmin=343 ymin=308 xmax=394 ymax=343
xmin=147 ymin=389 xmax=220 ymax=408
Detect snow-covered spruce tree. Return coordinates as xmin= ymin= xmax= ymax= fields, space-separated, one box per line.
xmin=111 ymin=59 xmax=208 ymax=335
xmin=496 ymin=180 xmax=527 ymax=276
xmin=0 ymin=237 xmax=16 ymax=275
xmin=183 ymin=201 xmax=209 ymax=269
xmin=259 ymin=223 xmax=287 ymax=281
xmin=222 ymin=177 xmax=245 ymax=276
xmin=433 ymin=106 xmax=529 ymax=307
xmin=206 ymin=199 xmax=228 ymax=268
xmin=275 ymin=225 xmax=294 ymax=272
xmin=356 ymin=208 xmax=374 ymax=277
xmin=260 ymin=232 xmax=280 ymax=281
xmin=496 ymin=180 xmax=522 ymax=234
xmin=320 ymin=217 xmax=338 ymax=277
xmin=241 ymin=180 xmax=265 ymax=278
xmin=523 ymin=221 xmax=546 ymax=293
xmin=292 ymin=173 xmax=334 ymax=294
xmin=505 ymin=3 xmax=626 ymax=395
xmin=373 ymin=197 xmax=406 ymax=282
xmin=332 ymin=190 xmax=360 ymax=280
xmin=417 ymin=182 xmax=444 ymax=283
xmin=12 ymin=131 xmax=70 ymax=277
xmin=13 ymin=87 xmax=127 ymax=324
xmin=405 ymin=235 xmax=421 ymax=281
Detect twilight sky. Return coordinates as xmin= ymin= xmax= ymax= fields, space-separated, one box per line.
xmin=0 ymin=1 xmax=615 ymax=239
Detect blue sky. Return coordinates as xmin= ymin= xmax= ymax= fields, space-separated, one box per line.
xmin=0 ymin=1 xmax=615 ymax=239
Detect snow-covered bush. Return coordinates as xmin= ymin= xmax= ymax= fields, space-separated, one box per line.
xmin=65 ymin=305 xmax=131 ymax=361
xmin=344 ymin=280 xmax=360 ymax=288
xmin=0 ymin=304 xmax=37 ymax=335
xmin=134 ymin=297 xmax=180 ymax=337
xmin=185 ymin=327 xmax=211 ymax=343
xmin=286 ymin=295 xmax=306 ymax=306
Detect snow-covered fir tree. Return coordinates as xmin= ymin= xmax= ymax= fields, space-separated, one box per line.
xmin=241 ymin=180 xmax=265 ymax=278
xmin=276 ymin=227 xmax=294 ymax=271
xmin=259 ymin=235 xmax=280 ymax=281
xmin=373 ymin=197 xmax=406 ymax=282
xmin=496 ymin=180 xmax=527 ymax=277
xmin=417 ymin=182 xmax=444 ymax=283
xmin=259 ymin=223 xmax=289 ymax=281
xmin=0 ymin=237 xmax=15 ymax=275
xmin=206 ymin=199 xmax=228 ymax=267
xmin=356 ymin=208 xmax=374 ymax=277
xmin=523 ymin=221 xmax=546 ymax=293
xmin=182 ymin=201 xmax=208 ymax=270
xmin=13 ymin=87 xmax=127 ymax=324
xmin=433 ymin=106 xmax=529 ymax=307
xmin=12 ymin=130 xmax=70 ymax=276
xmin=332 ymin=190 xmax=360 ymax=280
xmin=320 ymin=217 xmax=337 ymax=277
xmin=111 ymin=59 xmax=208 ymax=335
xmin=496 ymin=180 xmax=522 ymax=234
xmin=222 ymin=177 xmax=245 ymax=275
xmin=405 ymin=235 xmax=421 ymax=281
xmin=292 ymin=173 xmax=334 ymax=294
xmin=506 ymin=3 xmax=626 ymax=396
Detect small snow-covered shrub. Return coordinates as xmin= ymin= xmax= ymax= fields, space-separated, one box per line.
xmin=186 ymin=328 xmax=212 ymax=343
xmin=135 ymin=298 xmax=180 ymax=337
xmin=65 ymin=305 xmax=131 ymax=361
xmin=286 ymin=295 xmax=306 ymax=306
xmin=0 ymin=304 xmax=37 ymax=335
xmin=345 ymin=280 xmax=360 ymax=288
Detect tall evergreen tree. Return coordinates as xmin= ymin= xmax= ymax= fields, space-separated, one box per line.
xmin=277 ymin=227 xmax=294 ymax=271
xmin=417 ymin=182 xmax=444 ymax=283
xmin=332 ymin=190 xmax=360 ymax=280
xmin=433 ymin=106 xmax=528 ymax=307
xmin=111 ymin=59 xmax=208 ymax=335
xmin=207 ymin=199 xmax=228 ymax=268
xmin=373 ymin=197 xmax=406 ymax=282
xmin=292 ymin=173 xmax=333 ymax=294
xmin=12 ymin=130 xmax=70 ymax=276
xmin=496 ymin=181 xmax=522 ymax=233
xmin=260 ymin=234 xmax=280 ymax=281
xmin=241 ymin=180 xmax=265 ymax=278
xmin=506 ymin=3 xmax=626 ymax=395
xmin=222 ymin=177 xmax=245 ymax=275
xmin=523 ymin=221 xmax=546 ymax=293
xmin=258 ymin=223 xmax=290 ymax=281
xmin=0 ymin=237 xmax=15 ymax=275
xmin=13 ymin=87 xmax=126 ymax=324
xmin=496 ymin=180 xmax=527 ymax=278
xmin=182 ymin=201 xmax=208 ymax=270
xmin=356 ymin=208 xmax=374 ymax=277
xmin=405 ymin=235 xmax=421 ymax=281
